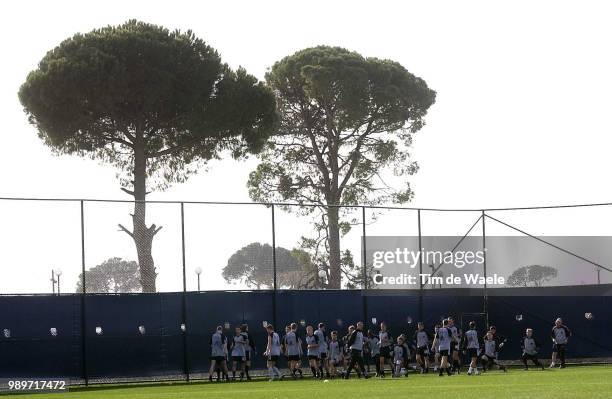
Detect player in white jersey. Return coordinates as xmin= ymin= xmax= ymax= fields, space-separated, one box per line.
xmin=240 ymin=324 xmax=254 ymax=380
xmin=328 ymin=330 xmax=344 ymax=378
xmin=367 ymin=329 xmax=381 ymax=376
xmin=305 ymin=325 xmax=321 ymax=378
xmin=378 ymin=322 xmax=392 ymax=377
xmin=285 ymin=323 xmax=302 ymax=378
xmin=447 ymin=317 xmax=461 ymax=373
xmin=481 ymin=331 xmax=507 ymax=372
xmin=230 ymin=326 xmax=246 ymax=381
xmin=550 ymin=318 xmax=572 ymax=369
xmin=463 ymin=321 xmax=481 ymax=375
xmin=264 ymin=324 xmax=282 ymax=381
xmin=433 ymin=319 xmax=453 ymax=376
xmin=431 ymin=324 xmax=441 ymax=372
xmin=413 ymin=322 xmax=431 ymax=373
xmin=316 ymin=323 xmax=330 ymax=378
xmin=393 ymin=336 xmax=406 ymax=377
xmin=209 ymin=326 xmax=229 ymax=382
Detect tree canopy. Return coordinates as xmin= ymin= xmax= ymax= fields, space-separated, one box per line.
xmin=19 ymin=20 xmax=277 ymax=292
xmin=507 ymin=265 xmax=559 ymax=287
xmin=249 ymin=46 xmax=435 ymax=287
xmin=222 ymin=242 xmax=324 ymax=289
xmin=76 ymin=257 xmax=141 ymax=293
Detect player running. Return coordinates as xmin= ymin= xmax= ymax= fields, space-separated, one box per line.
xmin=550 ymin=318 xmax=572 ymax=369
xmin=521 ymin=328 xmax=545 ymax=370
xmin=344 ymin=321 xmax=369 ymax=379
xmin=447 ymin=317 xmax=461 ymax=373
xmin=463 ymin=321 xmax=481 ymax=375
xmin=433 ymin=319 xmax=453 ymax=376
xmin=264 ymin=324 xmax=282 ymax=381
xmin=414 ymin=322 xmax=431 ymax=373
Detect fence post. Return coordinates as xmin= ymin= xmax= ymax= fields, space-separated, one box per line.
xmin=79 ymin=200 xmax=88 ymax=386
xmin=417 ymin=209 xmax=424 ymax=323
xmin=271 ymin=204 xmax=277 ymax=329
xmin=481 ymin=210 xmax=489 ymax=327
xmin=362 ymin=206 xmax=368 ymax=328
xmin=180 ymin=202 xmax=190 ymax=382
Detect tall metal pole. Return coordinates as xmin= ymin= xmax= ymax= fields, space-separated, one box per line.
xmin=51 ymin=270 xmax=55 ymax=295
xmin=417 ymin=210 xmax=424 ymax=322
xmin=481 ymin=210 xmax=489 ymax=327
xmin=362 ymin=206 xmax=368 ymax=329
xmin=80 ymin=200 xmax=88 ymax=386
xmin=271 ymin=204 xmax=277 ymax=329
xmin=180 ymin=203 xmax=190 ymax=381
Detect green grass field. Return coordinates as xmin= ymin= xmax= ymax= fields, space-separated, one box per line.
xmin=6 ymin=366 xmax=611 ymax=399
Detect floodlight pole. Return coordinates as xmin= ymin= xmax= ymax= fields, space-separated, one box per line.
xmin=51 ymin=269 xmax=56 ymax=295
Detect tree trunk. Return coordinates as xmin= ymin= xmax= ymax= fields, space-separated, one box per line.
xmin=120 ymin=137 xmax=161 ymax=293
xmin=327 ymin=206 xmax=342 ymax=289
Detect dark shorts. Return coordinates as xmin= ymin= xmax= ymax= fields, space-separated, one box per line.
xmin=439 ymin=349 xmax=450 ymax=357
xmin=320 ymin=352 xmax=327 ymax=360
xmin=350 ymin=349 xmax=363 ymax=358
xmin=450 ymin=342 xmax=458 ymax=352
xmin=467 ymin=348 xmax=478 ymax=358
xmin=552 ymin=343 xmax=566 ymax=352
xmin=268 ymin=355 xmax=279 ymax=362
xmin=287 ymin=355 xmax=300 ymax=361
xmin=307 ymin=355 xmax=320 ymax=360
xmin=232 ymin=356 xmax=244 ymax=362
xmin=380 ymin=346 xmax=392 ymax=358
xmin=417 ymin=346 xmax=429 ymax=357
xmin=211 ymin=356 xmax=225 ymax=362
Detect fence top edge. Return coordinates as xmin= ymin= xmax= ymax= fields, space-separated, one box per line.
xmin=1 ymin=196 xmax=612 ymax=212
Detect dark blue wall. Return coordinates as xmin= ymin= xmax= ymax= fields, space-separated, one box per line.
xmin=0 ymin=288 xmax=610 ymax=380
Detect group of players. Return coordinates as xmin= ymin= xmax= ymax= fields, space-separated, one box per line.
xmin=208 ymin=317 xmax=572 ymax=381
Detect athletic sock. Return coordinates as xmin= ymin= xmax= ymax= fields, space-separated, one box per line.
xmin=311 ymin=366 xmax=318 ymax=378
xmin=273 ymin=367 xmax=280 ymax=377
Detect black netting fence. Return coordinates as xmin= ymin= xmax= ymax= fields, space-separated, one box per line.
xmin=1 ymin=197 xmax=611 ymax=384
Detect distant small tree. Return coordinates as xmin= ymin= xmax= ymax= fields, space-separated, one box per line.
xmin=507 ymin=265 xmax=558 ymax=287
xmin=19 ymin=20 xmax=277 ymax=292
xmin=76 ymin=257 xmax=141 ymax=293
xmin=223 ymin=242 xmax=321 ymax=289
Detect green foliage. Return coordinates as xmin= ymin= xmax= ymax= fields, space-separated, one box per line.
xmin=248 ymin=46 xmax=435 ymax=287
xmin=249 ymin=45 xmax=435 ymax=207
xmin=222 ymin=242 xmax=321 ymax=289
xmin=76 ymin=257 xmax=141 ymax=293
xmin=507 ymin=265 xmax=559 ymax=287
xmin=19 ymin=19 xmax=277 ymax=189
